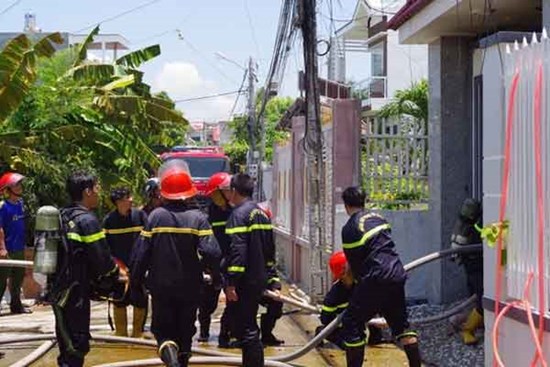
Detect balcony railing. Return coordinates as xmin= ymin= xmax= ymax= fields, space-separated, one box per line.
xmin=354 ymin=76 xmax=388 ymax=108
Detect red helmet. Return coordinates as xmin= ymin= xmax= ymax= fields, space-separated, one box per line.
xmin=0 ymin=172 xmax=25 ymax=191
xmin=205 ymin=172 xmax=231 ymax=197
xmin=160 ymin=168 xmax=197 ymax=201
xmin=258 ymin=201 xmax=272 ymax=219
xmin=329 ymin=251 xmax=347 ymax=280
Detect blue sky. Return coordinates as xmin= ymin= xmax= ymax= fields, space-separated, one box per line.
xmin=1 ymin=0 xmax=368 ymax=121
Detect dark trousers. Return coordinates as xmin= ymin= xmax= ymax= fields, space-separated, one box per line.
xmin=220 ymin=300 xmax=238 ymax=339
xmin=151 ymin=294 xmax=198 ymax=355
xmin=53 ymin=289 xmax=91 ymax=367
xmin=0 ymin=250 xmax=25 ymax=311
xmin=463 ymin=255 xmax=483 ymax=313
xmin=342 ymin=279 xmax=413 ymax=348
xmin=233 ymin=286 xmax=264 ymax=367
xmin=259 ymin=295 xmax=283 ymax=337
xmin=198 ymin=283 xmax=221 ymax=333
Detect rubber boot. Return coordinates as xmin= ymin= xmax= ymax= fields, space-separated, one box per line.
xmin=242 ymin=340 xmax=264 ymax=367
xmin=218 ymin=323 xmax=231 ymax=348
xmin=260 ymin=314 xmax=284 ymax=346
xmin=460 ymin=308 xmax=483 ymax=345
xmin=404 ymin=342 xmax=422 ymax=367
xmin=113 ymin=305 xmax=128 ymax=337
xmin=178 ymin=352 xmax=191 ymax=367
xmin=345 ymin=347 xmax=365 ymax=367
xmin=159 ymin=341 xmax=181 ymax=367
xmin=198 ymin=320 xmax=210 ymax=342
xmin=132 ymin=307 xmax=147 ymax=338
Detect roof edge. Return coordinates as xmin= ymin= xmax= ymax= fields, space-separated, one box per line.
xmin=387 ymin=0 xmax=433 ymax=30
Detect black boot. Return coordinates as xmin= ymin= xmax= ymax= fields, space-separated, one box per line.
xmin=178 ymin=352 xmax=191 ymax=367
xmin=198 ymin=321 xmax=210 ymax=342
xmin=367 ymin=326 xmax=385 ymax=345
xmin=346 ymin=347 xmax=365 ymax=367
xmin=242 ymin=339 xmax=264 ymax=367
xmin=159 ymin=341 xmax=181 ymax=367
xmin=403 ymin=343 xmax=422 ymax=367
xmin=260 ymin=314 xmax=284 ymax=346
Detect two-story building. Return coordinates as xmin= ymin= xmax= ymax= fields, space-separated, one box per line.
xmin=388 ymin=0 xmax=550 ymax=365
xmin=330 ymin=0 xmax=428 ymax=114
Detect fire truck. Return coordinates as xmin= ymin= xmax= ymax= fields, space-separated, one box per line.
xmin=160 ymin=146 xmax=231 ymax=196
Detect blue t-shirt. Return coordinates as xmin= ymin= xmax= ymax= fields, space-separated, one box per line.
xmin=0 ymin=199 xmax=26 ymax=252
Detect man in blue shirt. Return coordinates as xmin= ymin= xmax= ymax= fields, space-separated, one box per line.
xmin=0 ymin=172 xmax=32 ymax=314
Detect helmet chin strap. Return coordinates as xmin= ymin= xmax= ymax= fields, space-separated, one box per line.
xmin=7 ymin=187 xmax=22 ymax=198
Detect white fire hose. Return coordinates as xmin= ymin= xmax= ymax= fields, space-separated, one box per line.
xmin=0 ymin=244 xmax=482 ymax=366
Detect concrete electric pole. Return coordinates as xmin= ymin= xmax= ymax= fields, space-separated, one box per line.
xmin=300 ymin=0 xmax=329 ymax=302
xmin=246 ymin=57 xmax=260 ymax=199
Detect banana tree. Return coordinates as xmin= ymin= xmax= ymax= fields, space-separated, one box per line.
xmin=0 ymin=32 xmax=64 ymax=121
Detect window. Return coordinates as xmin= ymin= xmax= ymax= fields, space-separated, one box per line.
xmin=164 ymin=157 xmax=230 ymax=179
xmin=370 ymin=41 xmax=386 ymax=77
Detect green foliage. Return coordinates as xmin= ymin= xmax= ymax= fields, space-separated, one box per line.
xmin=0 ymin=32 xmax=64 ymax=121
xmin=0 ymin=27 xmax=188 ymax=217
xmin=378 ymin=79 xmax=428 ymax=122
xmin=224 ymin=96 xmax=293 ymax=165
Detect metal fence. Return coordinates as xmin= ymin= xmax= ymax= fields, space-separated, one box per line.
xmin=362 ymin=115 xmax=429 ymax=209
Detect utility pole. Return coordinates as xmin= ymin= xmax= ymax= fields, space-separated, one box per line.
xmin=246 ymin=57 xmax=259 ymax=197
xmin=300 ymin=0 xmax=328 ymax=303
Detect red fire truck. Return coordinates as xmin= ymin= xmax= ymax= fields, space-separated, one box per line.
xmin=160 ymin=146 xmax=231 ymax=195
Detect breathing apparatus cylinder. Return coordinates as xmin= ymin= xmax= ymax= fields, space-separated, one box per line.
xmin=33 ymin=206 xmax=60 ymax=275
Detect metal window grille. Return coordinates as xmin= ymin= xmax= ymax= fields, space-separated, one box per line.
xmin=362 ymin=115 xmax=429 ymax=210
xmin=505 ymin=35 xmax=550 ymax=310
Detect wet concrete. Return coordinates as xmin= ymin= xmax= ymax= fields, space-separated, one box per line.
xmin=1 ymin=293 xmax=412 ymax=366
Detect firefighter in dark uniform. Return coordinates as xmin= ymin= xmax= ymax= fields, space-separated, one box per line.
xmin=316 ymin=251 xmax=384 ymax=348
xmin=204 ymin=172 xmax=236 ymax=347
xmin=103 ymin=187 xmax=148 ymax=338
xmin=51 ymin=170 xmax=120 ymax=367
xmin=130 ymin=162 xmax=221 ymax=367
xmin=224 ymin=173 xmax=273 ymax=366
xmin=450 ymin=198 xmax=483 ymax=345
xmin=341 ymin=187 xmax=421 ymax=367
xmin=142 ymin=178 xmax=161 ymax=215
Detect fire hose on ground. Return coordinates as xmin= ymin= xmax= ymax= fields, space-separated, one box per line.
xmin=0 ymin=244 xmax=482 ymax=366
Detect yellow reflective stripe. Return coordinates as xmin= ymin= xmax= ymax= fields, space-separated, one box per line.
xmin=344 ymin=340 xmax=366 ymax=348
xmin=141 ymin=230 xmax=152 ymax=238
xmin=228 ymin=266 xmax=245 ymax=273
xmin=104 ymin=226 xmax=143 ymax=235
xmin=226 ymin=226 xmax=249 ymax=234
xmin=67 ymin=231 xmax=105 ymax=243
xmin=266 ymin=261 xmax=275 ymax=267
xmin=321 ymin=302 xmax=349 ymax=313
xmin=396 ymin=331 xmax=418 ymax=340
xmin=151 ymin=227 xmax=213 ymax=236
xmin=226 ymin=224 xmax=273 ymax=234
xmin=211 ymin=221 xmax=227 ymax=227
xmin=268 ymin=277 xmax=280 ymax=284
xmin=342 ymin=223 xmax=390 ymax=250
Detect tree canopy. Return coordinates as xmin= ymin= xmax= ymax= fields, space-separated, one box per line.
xmin=0 ymin=27 xmax=188 ymax=215
xmin=224 ymin=95 xmax=293 ymax=168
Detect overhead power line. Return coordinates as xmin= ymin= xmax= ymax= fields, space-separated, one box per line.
xmin=73 ymin=0 xmax=162 ymax=33
xmin=174 ymin=90 xmax=243 ymax=103
xmin=0 ymin=0 xmax=22 ymax=17
xmin=243 ymin=0 xmax=262 ymax=59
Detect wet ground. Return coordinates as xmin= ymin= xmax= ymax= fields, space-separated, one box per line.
xmin=0 ymin=293 xmax=411 ymax=366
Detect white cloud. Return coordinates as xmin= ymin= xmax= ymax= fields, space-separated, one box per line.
xmin=152 ymin=62 xmax=235 ymax=122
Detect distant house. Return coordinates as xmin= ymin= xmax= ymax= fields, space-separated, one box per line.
xmin=0 ymin=13 xmax=129 ymax=61
xmin=330 ymin=0 xmax=428 ymax=115
xmin=388 ymin=0 xmax=545 ymax=365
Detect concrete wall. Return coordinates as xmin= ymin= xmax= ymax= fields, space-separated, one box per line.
xmin=386 ymin=30 xmax=429 ymax=97
xmin=427 ymin=36 xmax=475 ymax=304
xmin=381 ymin=210 xmax=436 ymax=303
